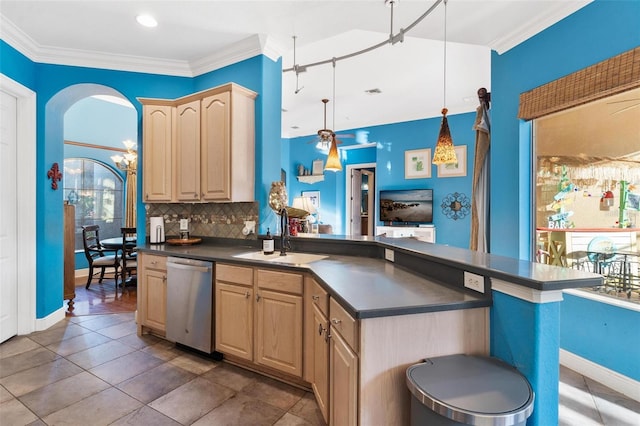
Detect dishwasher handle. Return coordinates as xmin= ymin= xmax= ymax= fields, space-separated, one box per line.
xmin=167 ymin=262 xmax=211 ymax=273
xmin=167 ymin=257 xmax=212 ymax=273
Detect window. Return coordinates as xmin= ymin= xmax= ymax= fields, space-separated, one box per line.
xmin=63 ymin=158 xmax=124 ymax=250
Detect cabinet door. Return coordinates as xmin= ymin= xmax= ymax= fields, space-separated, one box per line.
xmin=215 ymin=282 xmax=253 ymax=360
xmin=142 ymin=104 xmax=173 ymax=202
xmin=142 ymin=268 xmax=167 ymax=333
xmin=201 ymin=91 xmax=230 ymax=201
xmin=175 ymin=99 xmax=201 ymax=201
xmin=313 ymin=305 xmax=330 ymax=423
xmin=255 ymin=289 xmax=303 ymax=377
xmin=330 ymin=331 xmax=358 ymax=426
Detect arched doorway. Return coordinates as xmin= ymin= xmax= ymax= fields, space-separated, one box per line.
xmin=35 ymin=84 xmax=138 ymax=330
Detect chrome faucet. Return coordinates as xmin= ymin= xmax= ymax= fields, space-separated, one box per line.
xmin=280 ymin=208 xmax=290 ymax=256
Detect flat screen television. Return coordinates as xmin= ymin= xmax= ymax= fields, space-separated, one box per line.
xmin=379 ymin=189 xmax=433 ymax=225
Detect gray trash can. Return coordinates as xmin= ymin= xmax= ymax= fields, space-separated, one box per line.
xmin=406 ymin=354 xmax=534 ymax=426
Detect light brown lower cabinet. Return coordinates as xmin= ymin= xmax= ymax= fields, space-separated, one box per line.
xmin=215 ymin=263 xmax=304 ymax=378
xmin=330 ymin=330 xmax=359 ymax=426
xmin=138 ymin=253 xmax=168 ymax=336
xmin=312 ymin=304 xmax=330 ymax=422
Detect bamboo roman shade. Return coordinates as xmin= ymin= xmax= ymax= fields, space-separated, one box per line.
xmin=518 ymin=46 xmax=640 ymax=120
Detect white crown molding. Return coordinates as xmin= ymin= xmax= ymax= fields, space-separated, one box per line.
xmin=0 ymin=14 xmax=39 ymax=61
xmin=39 ymin=47 xmax=194 ymax=77
xmin=190 ymin=34 xmax=262 ymax=77
xmin=491 ymin=1 xmax=593 ymax=54
xmin=1 ymin=15 xmax=282 ymax=78
xmin=191 ymin=34 xmax=286 ymax=76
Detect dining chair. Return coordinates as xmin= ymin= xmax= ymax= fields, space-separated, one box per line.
xmin=81 ymin=225 xmax=120 ymax=290
xmin=119 ymin=227 xmax=138 ymax=290
xmin=587 ymin=237 xmax=621 ymax=293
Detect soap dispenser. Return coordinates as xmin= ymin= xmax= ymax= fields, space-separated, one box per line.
xmin=263 ymin=228 xmax=274 ymax=255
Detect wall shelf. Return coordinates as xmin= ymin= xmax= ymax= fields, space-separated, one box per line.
xmin=297 ymin=174 xmax=325 ymax=184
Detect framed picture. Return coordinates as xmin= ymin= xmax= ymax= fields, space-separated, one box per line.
xmin=302 ymin=190 xmax=320 ymax=209
xmin=312 ymin=159 xmax=324 ymax=175
xmin=404 ymin=148 xmax=431 ymax=179
xmin=437 ymin=145 xmax=467 ymax=178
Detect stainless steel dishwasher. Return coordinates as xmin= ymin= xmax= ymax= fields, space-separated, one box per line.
xmin=166 ymin=257 xmax=214 ymax=353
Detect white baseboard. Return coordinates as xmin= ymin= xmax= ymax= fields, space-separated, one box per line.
xmin=35 ymin=306 xmax=66 ymax=332
xmin=75 ymin=268 xmax=89 ymax=279
xmin=560 ymin=349 xmax=640 ymax=402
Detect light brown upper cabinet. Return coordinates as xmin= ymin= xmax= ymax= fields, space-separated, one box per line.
xmin=141 ymin=103 xmax=174 ymax=202
xmin=139 ymin=83 xmax=257 ymax=203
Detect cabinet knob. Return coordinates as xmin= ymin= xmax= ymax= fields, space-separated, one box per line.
xmin=325 ymin=331 xmax=331 ymax=343
xmin=331 ymin=318 xmax=341 ymax=325
xmin=193 ymin=193 xmax=198 ymax=198
xmin=318 ymin=323 xmax=324 ymax=335
xmin=256 ymin=294 xmax=261 ymax=302
xmin=312 ymin=295 xmax=319 ymax=302
xmin=245 ymin=291 xmax=250 ymax=299
xmin=162 ymin=275 xmax=166 ymax=282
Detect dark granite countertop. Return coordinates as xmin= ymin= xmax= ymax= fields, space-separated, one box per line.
xmin=137 ymin=239 xmax=490 ymax=319
xmin=137 ymin=234 xmax=603 ymax=319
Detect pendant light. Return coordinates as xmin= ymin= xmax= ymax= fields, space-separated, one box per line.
xmin=432 ymin=0 xmax=458 ymax=165
xmin=325 ymin=58 xmax=343 ymax=172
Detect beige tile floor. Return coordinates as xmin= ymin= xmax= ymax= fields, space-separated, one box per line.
xmin=1 ymin=313 xmax=639 ymax=425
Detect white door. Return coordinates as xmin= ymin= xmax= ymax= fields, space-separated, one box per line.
xmin=362 ymin=170 xmax=375 ymax=236
xmin=350 ymin=170 xmax=362 ymax=236
xmin=0 ymin=90 xmax=18 ymax=343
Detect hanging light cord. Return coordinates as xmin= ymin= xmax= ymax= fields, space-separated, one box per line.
xmin=443 ymin=0 xmax=447 ymax=109
xmin=283 ymin=0 xmax=444 ymax=74
xmin=332 ymin=58 xmax=336 ymax=132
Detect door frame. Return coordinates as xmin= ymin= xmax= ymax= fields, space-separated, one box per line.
xmin=0 ymin=74 xmax=37 ymax=336
xmin=345 ymin=162 xmax=376 ymax=236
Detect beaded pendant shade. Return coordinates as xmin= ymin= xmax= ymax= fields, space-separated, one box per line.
xmin=432 ymin=108 xmax=457 ymax=165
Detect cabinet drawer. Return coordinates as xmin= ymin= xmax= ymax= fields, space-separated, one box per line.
xmin=310 ymin=278 xmax=329 ymax=317
xmin=141 ymin=253 xmax=167 ymax=271
xmin=257 ymin=269 xmax=303 ymax=295
xmin=217 ymin=263 xmax=253 ymax=286
xmin=329 ymin=298 xmax=358 ymax=352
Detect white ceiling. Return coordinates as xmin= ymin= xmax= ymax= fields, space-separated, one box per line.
xmin=0 ymin=0 xmax=592 ymax=139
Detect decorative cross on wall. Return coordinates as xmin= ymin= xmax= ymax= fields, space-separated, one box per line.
xmin=47 ymin=162 xmax=63 ymax=190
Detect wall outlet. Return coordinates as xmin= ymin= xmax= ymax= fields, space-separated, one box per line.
xmin=385 ymin=248 xmax=395 ymax=262
xmin=464 ymin=271 xmax=485 ymax=293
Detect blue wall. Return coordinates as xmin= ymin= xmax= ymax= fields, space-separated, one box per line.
xmin=64 ymin=97 xmax=137 ymax=148
xmin=0 ymin=41 xmax=273 ymax=318
xmin=2 ymin=0 xmax=638 ymax=398
xmin=561 ymin=293 xmax=640 ymax=381
xmin=490 ymin=0 xmax=640 ymax=259
xmin=488 ymin=0 xmax=640 ymax=388
xmin=287 ymin=113 xmax=476 ymax=246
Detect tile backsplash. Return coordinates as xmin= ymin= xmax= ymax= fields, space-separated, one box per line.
xmin=145 ymin=202 xmax=259 ymax=240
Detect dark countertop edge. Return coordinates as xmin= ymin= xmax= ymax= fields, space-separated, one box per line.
xmin=353 ymin=300 xmax=492 ymax=320
xmin=136 ymin=243 xmax=492 ymax=319
xmin=365 ymin=237 xmax=604 ymax=291
xmin=139 ymin=234 xmax=603 ymax=292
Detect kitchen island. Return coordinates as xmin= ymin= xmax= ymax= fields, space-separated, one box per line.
xmin=137 ymin=235 xmax=602 ymax=426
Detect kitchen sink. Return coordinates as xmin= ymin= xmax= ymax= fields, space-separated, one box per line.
xmin=233 ymin=251 xmax=327 ymax=265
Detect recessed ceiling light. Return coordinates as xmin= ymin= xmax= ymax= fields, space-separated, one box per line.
xmin=365 ymin=88 xmax=382 ymax=94
xmin=291 ymin=125 xmax=299 ymax=129
xmin=136 ymin=14 xmax=158 ymax=28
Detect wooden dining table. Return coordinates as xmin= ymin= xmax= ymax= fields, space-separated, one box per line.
xmin=100 ymin=237 xmax=137 ymax=285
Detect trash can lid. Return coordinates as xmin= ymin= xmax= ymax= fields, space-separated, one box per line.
xmin=406 ymin=354 xmax=534 ymax=426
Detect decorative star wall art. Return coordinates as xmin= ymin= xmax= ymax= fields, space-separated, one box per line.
xmin=441 ymin=192 xmax=471 ymax=220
